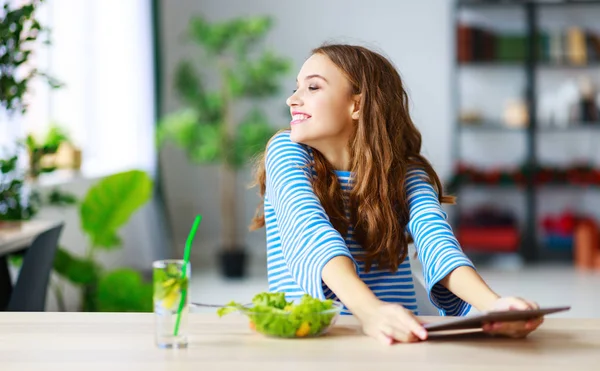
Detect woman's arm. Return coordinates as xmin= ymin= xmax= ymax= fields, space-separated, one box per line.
xmin=265 ymin=131 xmax=358 ymax=299
xmin=322 ymin=256 xmax=428 ymax=344
xmin=405 ymin=168 xmax=478 ymax=316
xmin=439 ymin=266 xmax=499 ymax=311
xmin=321 ymin=256 xmax=379 ymax=315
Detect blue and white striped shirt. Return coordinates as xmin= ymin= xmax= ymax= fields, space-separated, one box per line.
xmin=264 ymin=131 xmax=474 ymax=316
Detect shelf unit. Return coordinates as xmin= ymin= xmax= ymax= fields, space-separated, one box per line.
xmin=451 ymin=0 xmax=600 ymax=262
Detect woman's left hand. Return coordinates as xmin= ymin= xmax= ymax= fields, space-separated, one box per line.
xmin=482 ymin=297 xmax=544 ymax=338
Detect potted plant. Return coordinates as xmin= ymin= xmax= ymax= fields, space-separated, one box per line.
xmin=25 ymin=123 xmax=72 ymax=179
xmin=0 ymin=152 xmax=40 ymax=224
xmin=157 ymin=14 xmax=291 ymax=278
xmin=0 ymin=0 xmax=61 ymax=116
xmin=1 ymin=0 xmax=61 ymax=222
xmin=51 ymin=170 xmax=154 ymax=312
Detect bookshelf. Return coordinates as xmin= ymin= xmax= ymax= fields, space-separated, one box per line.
xmin=450 ymin=0 xmax=600 ymax=262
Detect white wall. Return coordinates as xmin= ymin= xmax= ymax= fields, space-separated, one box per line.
xmin=157 ymin=0 xmax=456 ymax=268
xmin=158 ymin=1 xmax=600 ymax=268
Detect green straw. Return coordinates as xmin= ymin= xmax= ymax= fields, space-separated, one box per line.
xmin=174 ymin=214 xmax=202 ymax=336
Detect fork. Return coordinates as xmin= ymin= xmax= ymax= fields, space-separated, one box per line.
xmin=190 ymin=302 xmax=251 ymax=308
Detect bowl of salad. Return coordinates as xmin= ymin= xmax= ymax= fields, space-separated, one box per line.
xmin=217 ymin=292 xmax=343 ymax=338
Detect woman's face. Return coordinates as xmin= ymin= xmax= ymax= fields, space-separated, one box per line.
xmin=286 ymin=53 xmax=359 ymax=150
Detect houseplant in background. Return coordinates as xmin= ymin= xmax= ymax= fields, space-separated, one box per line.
xmin=0 ymin=152 xmax=41 ymax=223
xmin=1 ymin=0 xmax=64 ymax=222
xmin=52 ymin=170 xmax=154 ymax=312
xmin=25 ymin=123 xmax=72 ymax=179
xmin=0 ymin=0 xmax=61 ymax=116
xmin=157 ymin=14 xmax=291 ymax=278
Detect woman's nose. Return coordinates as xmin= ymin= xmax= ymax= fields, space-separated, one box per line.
xmin=286 ymin=90 xmax=302 ymax=107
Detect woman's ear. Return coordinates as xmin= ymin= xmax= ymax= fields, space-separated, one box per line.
xmin=351 ymin=95 xmax=361 ymax=120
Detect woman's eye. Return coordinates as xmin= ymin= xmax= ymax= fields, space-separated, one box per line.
xmin=292 ymin=86 xmax=318 ymax=93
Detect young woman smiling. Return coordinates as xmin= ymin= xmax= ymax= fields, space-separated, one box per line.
xmin=249 ymin=43 xmax=543 ymax=345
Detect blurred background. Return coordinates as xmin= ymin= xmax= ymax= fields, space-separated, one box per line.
xmin=1 ymin=0 xmax=599 ymax=316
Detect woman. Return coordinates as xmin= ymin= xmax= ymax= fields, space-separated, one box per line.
xmin=249 ymin=43 xmax=543 ymax=345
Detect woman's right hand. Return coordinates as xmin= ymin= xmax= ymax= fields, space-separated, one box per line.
xmin=355 ymin=300 xmax=428 ymax=345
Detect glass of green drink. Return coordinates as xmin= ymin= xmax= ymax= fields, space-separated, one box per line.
xmin=153 ymin=259 xmax=190 ymax=348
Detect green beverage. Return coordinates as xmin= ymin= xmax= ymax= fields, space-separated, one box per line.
xmin=153 ymin=259 xmax=190 ymax=348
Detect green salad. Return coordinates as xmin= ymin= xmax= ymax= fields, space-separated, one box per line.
xmin=217 ymin=292 xmax=339 ymax=338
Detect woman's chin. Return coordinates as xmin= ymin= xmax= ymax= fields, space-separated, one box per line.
xmin=289 ymin=128 xmax=306 ymax=143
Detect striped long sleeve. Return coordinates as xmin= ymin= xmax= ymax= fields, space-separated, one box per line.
xmin=264 ymin=131 xmax=358 ymax=300
xmin=406 ymin=168 xmax=475 ymax=316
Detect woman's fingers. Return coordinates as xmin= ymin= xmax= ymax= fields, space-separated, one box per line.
xmin=484 ymin=317 xmax=544 ymax=337
xmin=379 ymin=324 xmax=417 ymax=344
xmin=508 ymin=298 xmax=531 ymax=310
xmin=389 ymin=326 xmax=420 ymax=343
xmin=526 ymin=317 xmax=544 ymax=330
xmin=400 ymin=313 xmax=428 ymax=340
xmin=525 ymin=300 xmax=540 ymax=310
xmin=377 ymin=332 xmax=393 ymax=346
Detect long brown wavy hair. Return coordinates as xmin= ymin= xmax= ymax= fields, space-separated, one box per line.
xmin=249 ymin=43 xmax=454 ymax=272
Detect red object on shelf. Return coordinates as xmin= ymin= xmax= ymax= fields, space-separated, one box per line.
xmin=457 ymin=226 xmax=520 ymax=252
xmin=574 ymin=218 xmax=600 ymax=270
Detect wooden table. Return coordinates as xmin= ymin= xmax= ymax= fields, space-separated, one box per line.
xmin=0 ymin=220 xmax=60 ymax=256
xmin=1 ymin=312 xmax=599 ymax=370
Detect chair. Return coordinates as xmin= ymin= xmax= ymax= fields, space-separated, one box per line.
xmin=5 ymin=223 xmax=64 ymax=311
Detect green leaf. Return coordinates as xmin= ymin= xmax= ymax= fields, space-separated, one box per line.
xmin=96 ymin=269 xmax=153 ymax=312
xmin=0 ymin=0 xmax=55 ymax=115
xmin=0 ymin=156 xmax=18 ymax=173
xmin=173 ymin=60 xmax=205 ymax=109
xmin=200 ymin=92 xmax=224 ymax=123
xmin=52 ymin=247 xmax=99 ymax=285
xmin=47 ymin=188 xmax=78 ymax=206
xmin=232 ymin=50 xmax=291 ymax=98
xmin=8 ymin=253 xmax=24 ymax=268
xmin=80 ymin=170 xmax=153 ymax=249
xmin=188 ymin=15 xmax=224 ymax=54
xmin=188 ymin=15 xmax=273 ymax=56
xmin=157 ymin=109 xmax=223 ymax=164
xmin=231 ymin=109 xmax=276 ymax=168
xmin=191 ymin=124 xmax=222 ymax=163
xmin=44 ymin=124 xmax=70 ymax=149
xmin=157 ymin=109 xmax=200 ymax=150
xmin=251 ymin=292 xmax=288 ymax=309
xmin=216 ymin=301 xmax=248 ymax=317
xmin=229 ymin=16 xmax=273 ymax=57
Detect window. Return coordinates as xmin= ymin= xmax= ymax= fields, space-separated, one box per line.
xmin=1 ymin=0 xmax=157 ymax=179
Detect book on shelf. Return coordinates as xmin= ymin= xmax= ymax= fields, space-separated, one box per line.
xmin=457 ymin=23 xmax=600 ymax=65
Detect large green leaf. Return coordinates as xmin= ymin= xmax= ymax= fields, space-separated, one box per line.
xmin=80 ymin=170 xmax=153 ymax=249
xmin=53 ymin=247 xmax=99 ymax=285
xmin=96 ymin=269 xmax=153 ymax=312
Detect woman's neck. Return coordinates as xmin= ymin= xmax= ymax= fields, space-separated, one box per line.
xmin=313 ymin=142 xmax=351 ymax=171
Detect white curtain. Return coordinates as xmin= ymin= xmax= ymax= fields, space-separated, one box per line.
xmin=2 ymin=0 xmax=157 ymax=178
xmin=1 ymin=0 xmax=170 ymax=270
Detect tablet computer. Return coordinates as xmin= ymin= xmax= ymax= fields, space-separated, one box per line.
xmin=423 ymin=306 xmax=571 ymax=332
